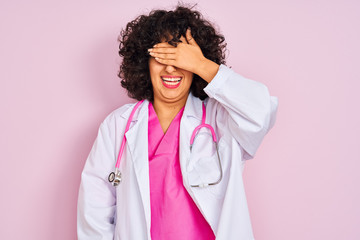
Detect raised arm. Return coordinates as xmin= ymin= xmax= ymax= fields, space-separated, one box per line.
xmin=149 ymin=28 xmax=278 ymax=159
xmin=204 ymin=64 xmax=278 ymax=159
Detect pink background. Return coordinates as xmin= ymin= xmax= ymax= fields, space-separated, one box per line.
xmin=1 ymin=0 xmax=359 ymax=239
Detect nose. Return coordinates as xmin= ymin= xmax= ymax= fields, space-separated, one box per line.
xmin=165 ymin=64 xmax=176 ymax=73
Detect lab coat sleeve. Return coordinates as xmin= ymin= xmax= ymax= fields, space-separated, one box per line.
xmin=204 ymin=64 xmax=278 ymax=159
xmin=77 ymin=119 xmax=116 ymax=239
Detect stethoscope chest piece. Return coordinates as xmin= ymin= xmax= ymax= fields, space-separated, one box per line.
xmin=108 ymin=170 xmax=121 ymax=187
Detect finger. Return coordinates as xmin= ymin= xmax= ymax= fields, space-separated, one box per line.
xmin=180 ymin=36 xmax=187 ymax=44
xmin=154 ymin=57 xmax=176 ymax=66
xmin=148 ymin=47 xmax=176 ymax=54
xmin=186 ymin=28 xmax=198 ymax=46
xmin=149 ymin=52 xmax=176 ymax=60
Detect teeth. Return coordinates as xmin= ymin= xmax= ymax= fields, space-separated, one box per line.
xmin=161 ymin=77 xmax=182 ymax=82
xmin=164 ymin=81 xmax=180 ymax=85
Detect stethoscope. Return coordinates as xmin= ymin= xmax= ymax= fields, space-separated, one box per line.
xmin=108 ymin=100 xmax=223 ymax=188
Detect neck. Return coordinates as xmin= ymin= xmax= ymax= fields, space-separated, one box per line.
xmin=152 ymin=96 xmax=187 ymax=133
xmin=153 ymin=97 xmax=186 ymax=120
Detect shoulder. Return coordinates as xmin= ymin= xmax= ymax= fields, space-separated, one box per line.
xmin=101 ymin=102 xmax=138 ymax=128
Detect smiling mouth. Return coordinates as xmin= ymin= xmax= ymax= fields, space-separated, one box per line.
xmin=161 ymin=76 xmax=182 ymax=88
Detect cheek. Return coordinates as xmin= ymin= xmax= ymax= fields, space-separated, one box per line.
xmin=149 ymin=58 xmax=163 ymax=73
xmin=149 ymin=60 xmax=163 ymax=85
xmin=185 ymin=72 xmax=194 ymax=85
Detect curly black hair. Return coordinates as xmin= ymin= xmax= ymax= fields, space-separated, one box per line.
xmin=118 ymin=4 xmax=227 ymax=101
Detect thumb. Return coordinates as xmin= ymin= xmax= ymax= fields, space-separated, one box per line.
xmin=186 ymin=28 xmax=198 ymax=46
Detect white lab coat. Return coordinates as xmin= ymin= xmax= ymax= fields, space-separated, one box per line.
xmin=77 ymin=64 xmax=278 ymax=240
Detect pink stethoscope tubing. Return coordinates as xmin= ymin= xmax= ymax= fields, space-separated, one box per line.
xmin=116 ymin=100 xmax=145 ymax=169
xmin=108 ymin=100 xmax=223 ymax=188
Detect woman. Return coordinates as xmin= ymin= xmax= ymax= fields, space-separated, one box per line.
xmin=78 ymin=5 xmax=278 ymax=240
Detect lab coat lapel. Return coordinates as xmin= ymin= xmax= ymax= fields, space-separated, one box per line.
xmin=124 ymin=100 xmax=151 ymax=233
xmin=179 ymin=93 xmax=203 ymax=189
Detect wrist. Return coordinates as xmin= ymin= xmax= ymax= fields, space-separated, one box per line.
xmin=196 ymin=58 xmax=220 ymax=83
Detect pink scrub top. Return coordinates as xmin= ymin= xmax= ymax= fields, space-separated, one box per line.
xmin=148 ymin=102 xmax=215 ymax=240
